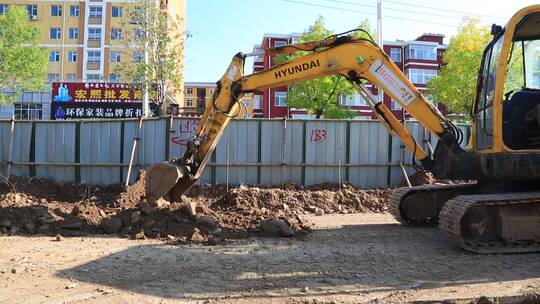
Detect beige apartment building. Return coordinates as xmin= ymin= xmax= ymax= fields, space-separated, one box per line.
xmin=0 ymin=0 xmax=185 ymax=119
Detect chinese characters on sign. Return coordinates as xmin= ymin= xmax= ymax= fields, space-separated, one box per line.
xmin=53 ymin=102 xmax=143 ymax=119
xmin=51 ymin=82 xmax=145 ymax=120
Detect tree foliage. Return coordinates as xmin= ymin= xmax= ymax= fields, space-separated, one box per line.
xmin=115 ymin=0 xmax=184 ymax=113
xmin=0 ymin=6 xmax=47 ymax=105
xmin=427 ymin=17 xmax=491 ymax=117
xmin=277 ymin=16 xmax=375 ymax=119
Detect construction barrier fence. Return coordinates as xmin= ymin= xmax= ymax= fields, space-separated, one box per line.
xmin=0 ymin=117 xmax=470 ymax=187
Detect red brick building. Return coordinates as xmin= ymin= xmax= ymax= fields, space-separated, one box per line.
xmin=250 ymin=33 xmax=448 ymax=119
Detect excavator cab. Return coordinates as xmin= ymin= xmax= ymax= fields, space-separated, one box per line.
xmin=474 ymin=7 xmax=540 ymax=153
xmin=499 ymin=13 xmax=540 ymax=150
xmin=468 ymin=5 xmax=540 ymax=182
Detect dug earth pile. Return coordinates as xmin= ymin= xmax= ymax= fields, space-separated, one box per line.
xmin=0 ymin=171 xmax=444 ymax=243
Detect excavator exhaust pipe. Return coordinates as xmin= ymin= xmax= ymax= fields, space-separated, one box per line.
xmin=145 ymin=163 xmax=195 ymax=205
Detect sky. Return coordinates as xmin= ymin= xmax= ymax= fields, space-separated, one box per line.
xmin=185 ymin=0 xmax=539 ymax=82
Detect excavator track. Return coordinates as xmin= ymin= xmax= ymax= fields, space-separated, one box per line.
xmin=390 ymin=183 xmax=479 ymax=226
xmin=439 ymin=192 xmax=540 ymax=254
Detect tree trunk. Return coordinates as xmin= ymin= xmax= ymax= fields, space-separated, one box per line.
xmin=315 ymin=109 xmax=323 ymax=119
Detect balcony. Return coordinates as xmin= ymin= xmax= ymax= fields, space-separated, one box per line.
xmin=86 ymin=62 xmax=100 ymax=70
xmin=88 ymin=16 xmax=102 ymax=25
xmin=87 ymin=39 xmax=101 ymax=48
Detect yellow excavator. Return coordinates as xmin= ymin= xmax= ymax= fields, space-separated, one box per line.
xmin=146 ymin=5 xmax=540 ymax=254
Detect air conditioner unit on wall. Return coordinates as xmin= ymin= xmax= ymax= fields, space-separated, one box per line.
xmin=30 ymin=15 xmax=37 ymax=21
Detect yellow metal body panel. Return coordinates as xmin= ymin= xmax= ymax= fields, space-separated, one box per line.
xmin=471 ymin=4 xmax=540 ymax=153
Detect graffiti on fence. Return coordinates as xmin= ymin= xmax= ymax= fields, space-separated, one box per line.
xmin=310 ymin=129 xmax=327 ymax=143
xmin=171 ymin=119 xmax=199 ymax=146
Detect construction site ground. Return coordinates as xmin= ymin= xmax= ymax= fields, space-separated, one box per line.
xmin=1 ymin=213 xmax=539 ymax=304
xmin=1 ymin=173 xmax=539 ymax=303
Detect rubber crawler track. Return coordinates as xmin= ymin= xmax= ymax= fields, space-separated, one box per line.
xmin=439 ymin=192 xmax=540 ymax=254
xmin=389 ymin=184 xmax=478 ymax=226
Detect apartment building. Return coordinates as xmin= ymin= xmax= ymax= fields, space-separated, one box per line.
xmin=0 ymin=0 xmax=185 ymax=120
xmin=183 ymin=82 xmax=253 ymax=118
xmin=251 ymin=32 xmax=448 ymax=119
xmin=183 ymin=82 xmax=216 ymax=117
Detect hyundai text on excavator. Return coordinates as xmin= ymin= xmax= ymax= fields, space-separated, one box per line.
xmin=146 ymin=5 xmax=540 ymax=254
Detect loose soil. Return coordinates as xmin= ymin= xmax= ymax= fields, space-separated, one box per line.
xmin=0 ymin=171 xmax=402 ymax=241
xmin=1 ymin=214 xmax=538 ymax=304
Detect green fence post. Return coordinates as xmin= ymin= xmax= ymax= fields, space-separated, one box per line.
xmin=75 ymin=122 xmax=81 ymax=183
xmin=120 ymin=121 xmax=125 ymax=183
xmin=301 ymin=120 xmax=307 ymax=186
xmin=29 ymin=122 xmax=36 ymax=177
xmin=256 ymin=120 xmax=262 ymax=185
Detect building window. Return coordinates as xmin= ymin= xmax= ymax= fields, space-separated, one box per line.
xmin=274 ymin=40 xmax=287 ymax=47
xmin=49 ymin=50 xmax=60 ymax=62
xmin=408 ymin=44 xmax=437 ymax=60
xmin=111 ymin=28 xmax=122 ymax=40
xmin=109 ymin=73 xmax=120 ymax=83
xmin=66 ymin=73 xmax=77 ymax=81
xmin=89 ymin=6 xmax=102 ymax=17
xmin=390 ymin=48 xmax=401 ymax=62
xmin=391 ymin=99 xmax=402 ymax=110
xmin=186 ymin=99 xmax=193 ymax=107
xmin=47 ymin=73 xmax=60 ymax=83
xmin=67 ymin=50 xmax=77 ymax=62
xmin=49 ymin=28 xmax=61 ymax=40
xmin=408 ymin=68 xmax=437 ymax=84
xmin=68 ymin=28 xmax=78 ymax=39
xmin=0 ymin=4 xmax=8 ymax=15
xmin=111 ymin=6 xmax=122 ymax=17
xmin=340 ymin=93 xmax=366 ymax=106
xmin=87 ymin=51 xmax=101 ymax=63
xmin=132 ymin=52 xmax=143 ymax=62
xmin=109 ymin=51 xmax=121 ymax=63
xmin=88 ymin=28 xmax=101 ymax=40
xmin=70 ymin=5 xmax=79 ymax=17
xmin=27 ymin=5 xmax=37 ymax=19
xmin=51 ymin=5 xmax=62 ymax=16
xmin=86 ymin=74 xmax=101 ymax=81
xmin=274 ymin=91 xmax=287 ymax=106
xmin=14 ymin=103 xmax=42 ymax=120
xmin=254 ymin=95 xmax=262 ymax=109
xmin=186 ymin=87 xmax=193 ymax=94
xmin=133 ymin=28 xmax=143 ymax=40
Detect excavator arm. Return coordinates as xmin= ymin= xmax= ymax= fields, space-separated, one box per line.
xmin=145 ymin=33 xmax=463 ymax=204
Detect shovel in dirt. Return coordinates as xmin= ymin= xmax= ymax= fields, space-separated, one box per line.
xmin=145 ymin=163 xmax=197 ymax=205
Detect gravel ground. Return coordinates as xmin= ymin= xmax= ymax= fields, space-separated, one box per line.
xmin=1 ymin=213 xmax=539 ymax=304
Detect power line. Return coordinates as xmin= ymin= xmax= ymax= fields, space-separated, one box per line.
xmin=318 ymin=0 xmax=376 ymax=9
xmin=205 ymin=0 xmax=227 ymax=46
xmin=279 ymin=0 xmax=458 ymax=27
xmin=318 ymin=0 xmax=486 ymax=21
xmin=385 ymin=0 xmax=507 ymax=20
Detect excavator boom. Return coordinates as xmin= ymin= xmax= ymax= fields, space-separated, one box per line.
xmin=146 ymin=33 xmax=447 ymax=204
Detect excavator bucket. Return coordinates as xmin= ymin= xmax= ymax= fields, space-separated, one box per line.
xmin=145 ymin=163 xmax=196 ymax=204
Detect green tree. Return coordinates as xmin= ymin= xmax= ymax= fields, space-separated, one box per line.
xmin=115 ymin=0 xmax=184 ymax=114
xmin=277 ymin=17 xmax=376 ymax=119
xmin=427 ymin=17 xmax=491 ymax=117
xmin=0 ymin=5 xmax=48 ymax=104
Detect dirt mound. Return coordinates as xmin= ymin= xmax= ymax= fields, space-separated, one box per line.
xmin=404 ymin=171 xmax=467 ymax=187
xmin=0 ymin=172 xmax=392 ymax=243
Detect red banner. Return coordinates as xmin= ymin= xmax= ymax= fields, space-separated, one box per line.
xmin=52 ymin=82 xmax=143 ymax=103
